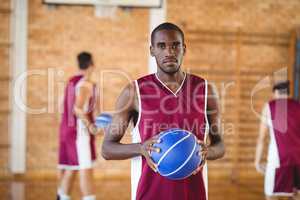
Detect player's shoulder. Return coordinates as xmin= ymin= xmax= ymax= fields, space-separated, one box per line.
xmin=187 ymin=73 xmax=206 ymax=83
xmin=262 ymin=102 xmax=270 ymax=112
xmin=78 ymin=79 xmax=93 ymax=87
xmin=116 ymin=82 xmax=137 ymax=110
xmin=76 ymin=79 xmax=94 ymax=95
xmin=186 ymin=73 xmax=207 ymax=89
xmin=67 ymin=74 xmax=83 ymax=84
xmin=120 ymin=81 xmax=137 ymax=100
xmin=268 ymin=98 xmax=290 ymax=107
xmin=68 ymin=74 xmax=80 ymax=80
xmin=268 ymin=99 xmax=276 ymax=105
xmin=136 ymin=73 xmax=155 ymax=82
xmin=287 ymin=98 xmax=300 ymax=105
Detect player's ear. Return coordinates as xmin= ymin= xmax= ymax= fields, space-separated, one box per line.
xmin=150 ymin=45 xmax=154 ymax=57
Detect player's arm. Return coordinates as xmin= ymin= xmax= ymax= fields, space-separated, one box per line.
xmin=254 ymin=105 xmax=269 ymax=174
xmin=205 ymin=83 xmax=225 ymax=160
xmin=101 ymin=83 xmax=159 ymax=171
xmin=74 ymin=81 xmax=97 ymax=134
xmin=92 ymin=85 xmax=101 ymax=119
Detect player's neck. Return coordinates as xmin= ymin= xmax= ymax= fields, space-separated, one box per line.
xmin=274 ymin=94 xmax=289 ymax=99
xmin=78 ymin=69 xmax=92 ymax=81
xmin=156 ymin=70 xmax=185 ymax=85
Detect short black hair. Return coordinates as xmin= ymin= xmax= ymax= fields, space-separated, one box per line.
xmin=77 ymin=52 xmax=92 ymax=70
xmin=151 ymin=22 xmax=185 ymax=45
xmin=273 ymin=80 xmax=290 ymax=95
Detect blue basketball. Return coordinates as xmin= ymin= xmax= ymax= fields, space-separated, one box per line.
xmin=95 ymin=113 xmax=112 ymax=128
xmin=151 ymin=128 xmax=202 ymax=180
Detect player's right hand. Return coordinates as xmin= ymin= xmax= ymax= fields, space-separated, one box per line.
xmin=88 ymin=123 xmax=99 ymax=135
xmin=255 ymin=162 xmax=266 ymax=174
xmin=192 ymin=140 xmax=208 ymax=175
xmin=140 ymin=136 xmax=161 ymax=172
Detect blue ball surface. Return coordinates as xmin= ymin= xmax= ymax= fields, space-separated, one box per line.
xmin=95 ymin=113 xmax=112 ymax=128
xmin=151 ymin=128 xmax=202 ymax=180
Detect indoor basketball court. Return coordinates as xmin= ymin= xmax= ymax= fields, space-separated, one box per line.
xmin=1 ymin=0 xmax=300 ymax=199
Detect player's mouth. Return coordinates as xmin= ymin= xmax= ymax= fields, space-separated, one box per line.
xmin=163 ymin=58 xmax=177 ymax=64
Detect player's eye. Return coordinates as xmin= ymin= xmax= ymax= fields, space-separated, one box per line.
xmin=172 ymin=43 xmax=181 ymax=49
xmin=157 ymin=43 xmax=166 ymax=49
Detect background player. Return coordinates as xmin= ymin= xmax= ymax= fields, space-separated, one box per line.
xmin=57 ymin=52 xmax=99 ymax=200
xmin=255 ymin=81 xmax=300 ymax=200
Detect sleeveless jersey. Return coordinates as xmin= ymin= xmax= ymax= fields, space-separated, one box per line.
xmin=264 ymin=98 xmax=300 ymax=195
xmin=58 ymin=75 xmax=96 ymax=169
xmin=131 ymin=73 xmax=209 ymax=200
xmin=267 ymin=98 xmax=300 ymax=167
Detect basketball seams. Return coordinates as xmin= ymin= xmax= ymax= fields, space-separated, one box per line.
xmin=179 ymin=135 xmax=202 ymax=179
xmin=160 ymin=135 xmax=198 ymax=177
xmin=96 ymin=116 xmax=111 ymax=122
xmin=157 ymin=132 xmax=192 ymax=168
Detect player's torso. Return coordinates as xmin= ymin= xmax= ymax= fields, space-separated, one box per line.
xmin=75 ymin=79 xmax=96 ymax=119
xmin=132 ymin=73 xmax=208 ymax=200
xmin=137 ymin=73 xmax=208 ymax=142
xmin=60 ymin=76 xmax=96 ymax=138
xmin=269 ymin=99 xmax=300 ymax=165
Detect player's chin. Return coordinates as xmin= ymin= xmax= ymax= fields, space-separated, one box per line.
xmin=162 ymin=64 xmax=180 ymax=74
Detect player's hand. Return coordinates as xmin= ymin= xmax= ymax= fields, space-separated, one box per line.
xmin=88 ymin=123 xmax=99 ymax=135
xmin=140 ymin=136 xmax=161 ymax=172
xmin=255 ymin=162 xmax=266 ymax=174
xmin=192 ymin=140 xmax=208 ymax=175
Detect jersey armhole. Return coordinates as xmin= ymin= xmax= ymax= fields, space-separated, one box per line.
xmin=204 ymin=79 xmax=209 ymax=143
xmin=132 ymin=80 xmax=142 ymax=131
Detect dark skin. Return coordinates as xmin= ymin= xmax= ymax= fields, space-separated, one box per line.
xmin=101 ymin=29 xmax=225 ymax=173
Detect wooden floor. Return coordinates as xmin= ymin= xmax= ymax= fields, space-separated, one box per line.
xmin=0 ymin=177 xmax=290 ymax=200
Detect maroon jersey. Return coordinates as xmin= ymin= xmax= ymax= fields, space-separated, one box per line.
xmin=58 ymin=75 xmax=96 ymax=169
xmin=131 ymin=73 xmax=208 ymax=200
xmin=269 ymin=99 xmax=300 ymax=166
xmin=265 ymin=98 xmax=300 ymax=195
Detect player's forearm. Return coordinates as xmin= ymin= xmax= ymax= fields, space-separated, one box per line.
xmin=101 ymin=140 xmax=142 ymax=160
xmin=74 ymin=107 xmax=93 ymax=128
xmin=207 ymin=141 xmax=225 ymax=160
xmin=255 ymin=123 xmax=267 ymax=165
xmin=255 ymin=141 xmax=264 ymax=165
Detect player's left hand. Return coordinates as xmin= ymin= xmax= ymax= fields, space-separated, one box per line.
xmin=88 ymin=123 xmax=100 ymax=135
xmin=140 ymin=136 xmax=161 ymax=172
xmin=255 ymin=162 xmax=266 ymax=174
xmin=192 ymin=140 xmax=208 ymax=175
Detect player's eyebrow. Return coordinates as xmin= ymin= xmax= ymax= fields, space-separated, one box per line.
xmin=156 ymin=41 xmax=181 ymax=46
xmin=156 ymin=42 xmax=166 ymax=46
xmin=172 ymin=41 xmax=181 ymax=45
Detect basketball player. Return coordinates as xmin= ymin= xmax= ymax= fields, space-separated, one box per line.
xmin=255 ymin=81 xmax=300 ymax=200
xmin=57 ymin=52 xmax=99 ymax=200
xmin=101 ymin=22 xmax=225 ymax=200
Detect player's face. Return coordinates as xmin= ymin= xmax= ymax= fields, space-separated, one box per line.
xmin=150 ymin=30 xmax=186 ymax=75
